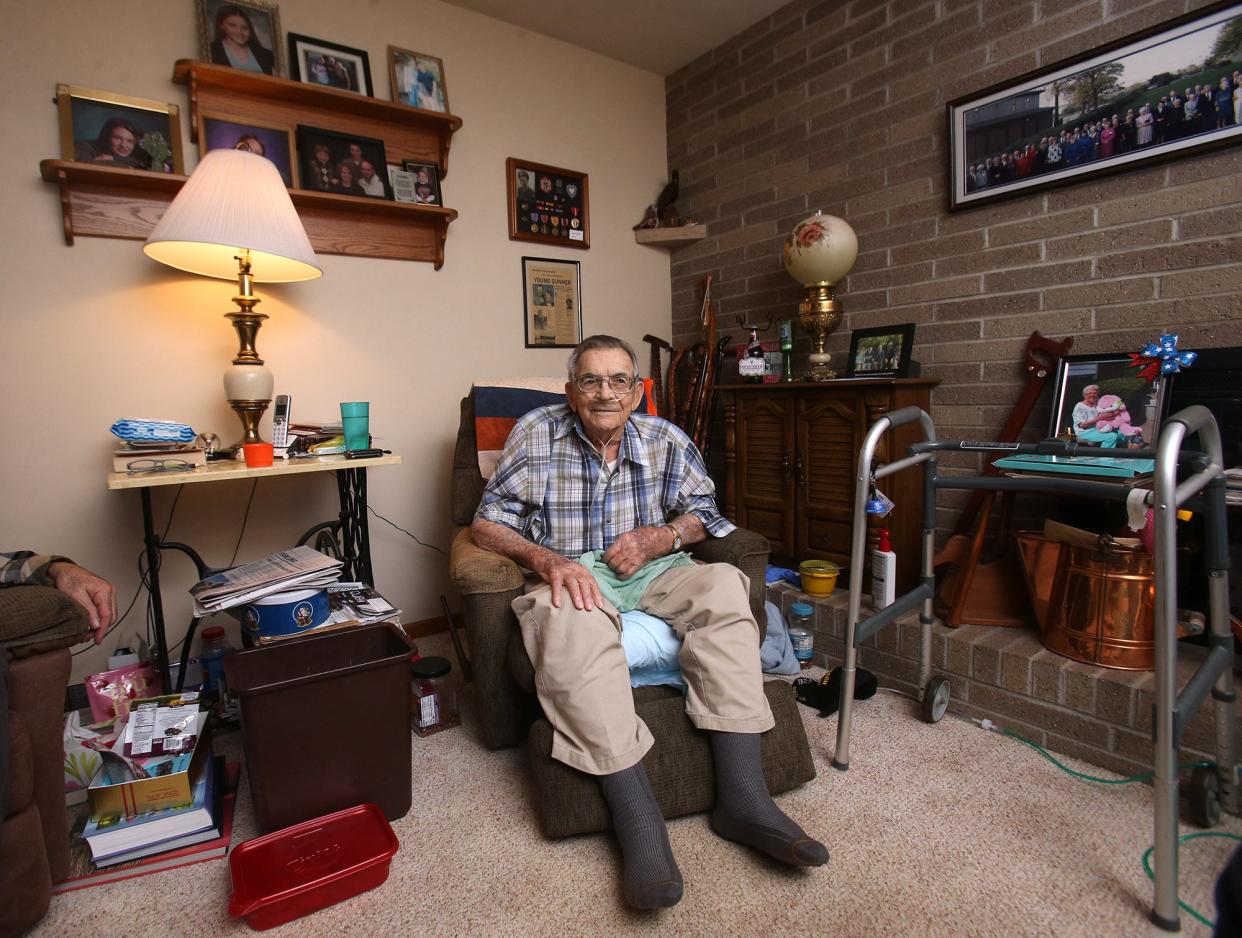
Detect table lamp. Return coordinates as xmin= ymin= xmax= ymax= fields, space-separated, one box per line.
xmin=143 ymin=148 xmax=321 ymax=448
xmin=781 ymin=211 xmax=858 ymax=381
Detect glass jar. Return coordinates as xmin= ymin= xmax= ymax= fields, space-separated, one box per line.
xmin=410 ymin=655 xmax=460 ymax=737
xmin=788 ymin=602 xmax=815 ymax=670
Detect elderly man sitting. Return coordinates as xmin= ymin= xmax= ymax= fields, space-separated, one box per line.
xmin=471 ymin=335 xmax=827 ymax=909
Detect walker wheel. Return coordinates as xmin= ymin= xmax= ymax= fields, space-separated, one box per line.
xmin=1186 ymin=765 xmax=1220 ymax=828
xmin=921 ymin=677 xmax=951 ymax=723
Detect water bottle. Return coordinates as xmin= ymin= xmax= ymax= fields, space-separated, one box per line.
xmin=198 ymin=626 xmax=235 ymax=696
xmin=788 ymin=602 xmax=815 ymax=670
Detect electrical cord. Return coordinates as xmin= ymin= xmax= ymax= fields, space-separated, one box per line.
xmin=368 ymin=505 xmax=447 ymax=555
xmin=229 ymin=479 xmax=259 ymax=567
xmin=1141 ymin=832 xmax=1242 ymax=929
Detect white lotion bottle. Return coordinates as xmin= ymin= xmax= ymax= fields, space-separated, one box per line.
xmin=871 ymin=528 xmax=896 ymax=610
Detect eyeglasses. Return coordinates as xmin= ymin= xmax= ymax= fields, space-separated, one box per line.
xmin=574 ymin=373 xmax=637 ymax=394
xmin=126 ymin=458 xmax=193 ymax=474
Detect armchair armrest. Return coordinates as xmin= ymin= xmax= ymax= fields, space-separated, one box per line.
xmin=688 ymin=527 xmax=770 ymax=630
xmin=450 ymin=527 xmax=525 ymax=595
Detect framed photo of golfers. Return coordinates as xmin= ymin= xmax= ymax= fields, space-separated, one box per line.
xmin=522 ymin=256 xmax=583 ymax=348
xmin=948 ymin=2 xmax=1242 ymax=210
xmin=845 ymin=323 xmax=915 ymax=378
xmin=507 ymin=157 xmax=590 ymax=250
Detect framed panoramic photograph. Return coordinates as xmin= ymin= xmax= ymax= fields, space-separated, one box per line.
xmin=388 ymin=46 xmax=449 ymax=113
xmin=296 ymin=125 xmax=390 ymax=198
xmin=402 ymin=160 xmax=442 ymax=205
xmin=1048 ymin=353 xmax=1170 ymax=447
xmin=197 ymin=0 xmax=283 ymax=76
xmin=845 ymin=323 xmax=915 ymax=378
xmin=507 ymin=157 xmax=590 ymax=250
xmin=199 ymin=111 xmax=296 ymax=186
xmin=57 ymin=84 xmax=184 ymax=174
xmin=948 ymin=1 xmax=1242 ymax=210
xmin=287 ymin=33 xmax=372 ymax=95
xmin=522 ymin=257 xmax=582 ymax=348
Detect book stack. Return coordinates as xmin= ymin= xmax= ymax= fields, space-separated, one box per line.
xmin=113 ymin=442 xmax=206 ymax=473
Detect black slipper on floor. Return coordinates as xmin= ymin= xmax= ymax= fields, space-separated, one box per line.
xmin=793 ymin=667 xmax=878 ymax=717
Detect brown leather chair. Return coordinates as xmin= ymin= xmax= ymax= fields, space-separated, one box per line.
xmin=448 ymin=387 xmax=815 ymax=837
xmin=1 ymin=588 xmax=89 ymax=937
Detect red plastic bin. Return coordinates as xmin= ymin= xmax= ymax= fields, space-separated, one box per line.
xmin=228 ymin=803 xmax=399 ymax=930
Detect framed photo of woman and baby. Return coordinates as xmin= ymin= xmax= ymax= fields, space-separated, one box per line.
xmin=1048 ymin=354 xmax=1170 ymax=448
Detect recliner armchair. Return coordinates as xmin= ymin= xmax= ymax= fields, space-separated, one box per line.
xmin=448 ymin=387 xmax=815 ymax=837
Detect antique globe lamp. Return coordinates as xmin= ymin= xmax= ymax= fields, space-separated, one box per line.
xmin=782 ymin=212 xmax=858 ymax=381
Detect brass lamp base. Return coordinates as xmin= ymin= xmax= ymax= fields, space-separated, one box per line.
xmin=796 ymin=280 xmax=843 ymax=382
xmin=227 ymin=399 xmax=270 ymax=451
xmin=222 ymin=251 xmax=273 ymax=451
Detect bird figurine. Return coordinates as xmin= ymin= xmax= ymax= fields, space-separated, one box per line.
xmin=656 ymin=170 xmax=680 ymax=227
xmin=633 ymin=203 xmax=659 ymax=230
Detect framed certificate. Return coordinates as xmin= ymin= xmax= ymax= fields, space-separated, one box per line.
xmin=522 ymin=257 xmax=583 ymax=348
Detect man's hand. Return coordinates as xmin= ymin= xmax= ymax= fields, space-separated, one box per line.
xmin=602 ymin=526 xmax=671 ymax=580
xmin=538 ymin=555 xmax=604 ymax=611
xmin=47 ymin=562 xmax=117 ymax=644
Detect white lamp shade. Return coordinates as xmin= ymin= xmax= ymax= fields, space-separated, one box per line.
xmin=143 ymin=149 xmax=321 ymax=282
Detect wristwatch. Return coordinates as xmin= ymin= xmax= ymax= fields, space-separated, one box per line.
xmin=664 ymin=523 xmax=682 ymax=551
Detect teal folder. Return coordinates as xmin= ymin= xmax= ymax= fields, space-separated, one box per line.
xmin=993 ymin=454 xmax=1155 ymax=479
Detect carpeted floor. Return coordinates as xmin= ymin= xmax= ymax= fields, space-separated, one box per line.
xmin=36 ymin=636 xmax=1242 ymax=937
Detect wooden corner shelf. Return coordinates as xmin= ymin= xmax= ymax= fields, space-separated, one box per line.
xmin=39 ymin=159 xmax=458 ymax=267
xmin=172 ymin=60 xmax=462 ymax=177
xmin=634 ymin=223 xmax=707 ymax=248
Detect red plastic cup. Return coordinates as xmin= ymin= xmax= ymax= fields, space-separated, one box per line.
xmin=242 ymin=443 xmax=274 ymax=468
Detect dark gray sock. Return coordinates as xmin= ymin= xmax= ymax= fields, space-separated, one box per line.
xmin=709 ymin=731 xmax=829 ymax=867
xmin=598 ymin=763 xmax=683 ymax=909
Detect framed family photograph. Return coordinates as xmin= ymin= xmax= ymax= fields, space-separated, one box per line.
xmin=199 ymin=112 xmax=296 ymax=186
xmin=197 ymin=0 xmax=283 ymax=76
xmin=522 ymin=257 xmax=583 ymax=348
xmin=57 ymin=84 xmax=184 ymax=174
xmin=401 ymin=160 xmax=441 ymax=205
xmin=845 ymin=324 xmax=915 ymax=378
xmin=388 ymin=46 xmax=449 ymax=113
xmin=296 ymin=126 xmax=389 ymax=198
xmin=287 ymin=33 xmax=372 ymax=95
xmin=948 ymin=1 xmax=1242 ymax=210
xmin=507 ymin=157 xmax=590 ymax=250
xmin=1048 ymin=353 xmax=1170 ymax=448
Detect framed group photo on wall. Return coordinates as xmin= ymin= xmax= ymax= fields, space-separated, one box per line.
xmin=845 ymin=324 xmax=915 ymax=378
xmin=948 ymin=1 xmax=1242 ymax=210
xmin=57 ymin=84 xmax=184 ymax=174
xmin=507 ymin=158 xmax=590 ymax=249
xmin=197 ymin=0 xmax=283 ymax=76
xmin=287 ymin=33 xmax=372 ymax=95
xmin=296 ymin=125 xmax=389 ymax=198
xmin=199 ymin=112 xmax=296 ymax=186
xmin=522 ymin=257 xmax=582 ymax=348
xmin=1048 ymin=353 xmax=1169 ymax=448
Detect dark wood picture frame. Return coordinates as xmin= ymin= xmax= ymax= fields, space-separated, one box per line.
xmin=948 ymin=1 xmax=1242 ymax=210
xmin=287 ymin=32 xmax=373 ymax=96
xmin=522 ymin=256 xmax=583 ymax=348
xmin=845 ymin=323 xmax=916 ymax=378
xmin=1048 ymin=352 xmax=1170 ymax=447
xmin=507 ymin=157 xmax=590 ymax=250
xmin=295 ymin=124 xmax=390 ymax=199
xmin=401 ymin=159 xmax=442 ymax=205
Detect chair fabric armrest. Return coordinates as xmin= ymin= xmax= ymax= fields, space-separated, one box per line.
xmin=450 ymin=527 xmax=525 ymax=595
xmin=688 ymin=527 xmax=770 ymax=628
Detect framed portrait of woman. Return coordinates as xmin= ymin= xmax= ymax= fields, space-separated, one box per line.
xmin=197 ymin=0 xmax=284 ymax=77
xmin=199 ymin=112 xmax=297 ymax=187
xmin=1048 ymin=353 xmax=1170 ymax=448
xmin=57 ymin=84 xmax=184 ymax=174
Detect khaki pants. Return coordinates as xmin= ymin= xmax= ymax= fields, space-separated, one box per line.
xmin=512 ymin=562 xmax=774 ymax=775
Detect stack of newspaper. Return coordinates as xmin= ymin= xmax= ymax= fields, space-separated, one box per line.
xmin=190 ymin=546 xmax=344 ymax=616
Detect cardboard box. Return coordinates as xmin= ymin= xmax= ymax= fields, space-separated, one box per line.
xmin=87 ymin=710 xmax=210 ymax=818
xmin=63 ymin=709 xmax=120 ymax=806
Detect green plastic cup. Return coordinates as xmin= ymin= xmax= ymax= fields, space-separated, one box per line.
xmin=340 ymin=402 xmax=370 ymax=451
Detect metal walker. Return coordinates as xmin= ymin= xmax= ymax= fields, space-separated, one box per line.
xmin=835 ymin=404 xmax=1236 ymax=930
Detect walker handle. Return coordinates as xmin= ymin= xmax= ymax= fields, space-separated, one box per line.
xmin=882 ymin=406 xmax=927 ymax=428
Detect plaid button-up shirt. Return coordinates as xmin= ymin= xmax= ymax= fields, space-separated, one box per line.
xmin=1 ymin=551 xmax=70 ymax=587
xmin=475 ymin=405 xmax=734 ymax=558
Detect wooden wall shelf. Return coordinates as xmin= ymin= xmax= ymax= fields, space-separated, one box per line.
xmin=39 ymin=160 xmax=458 ymax=267
xmin=634 ymin=224 xmax=707 ymax=248
xmin=172 ymin=60 xmax=463 ymax=177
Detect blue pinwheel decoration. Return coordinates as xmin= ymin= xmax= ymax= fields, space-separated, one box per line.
xmin=1128 ymin=333 xmax=1197 ymax=382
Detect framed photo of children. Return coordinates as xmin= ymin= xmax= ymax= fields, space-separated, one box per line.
xmin=197 ymin=0 xmax=283 ymax=76
xmin=1048 ymin=353 xmax=1170 ymax=448
xmin=199 ymin=112 xmax=297 ymax=187
xmin=948 ymin=2 xmax=1242 ymax=210
xmin=845 ymin=324 xmax=915 ymax=378
xmin=522 ymin=257 xmax=583 ymax=348
xmin=287 ymin=33 xmax=372 ymax=96
xmin=400 ymin=160 xmax=442 ymax=205
xmin=388 ymin=46 xmax=449 ymax=113
xmin=296 ymin=126 xmax=390 ymax=198
xmin=57 ymin=84 xmax=184 ymax=174
xmin=507 ymin=158 xmax=590 ymax=250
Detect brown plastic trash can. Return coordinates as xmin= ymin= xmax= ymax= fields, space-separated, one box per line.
xmin=223 ymin=624 xmax=413 ymax=833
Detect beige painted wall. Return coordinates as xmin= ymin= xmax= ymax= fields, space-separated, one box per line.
xmin=1 ymin=0 xmax=671 ymax=681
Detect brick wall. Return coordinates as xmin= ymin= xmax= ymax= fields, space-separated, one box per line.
xmin=666 ymin=0 xmax=1242 ymax=527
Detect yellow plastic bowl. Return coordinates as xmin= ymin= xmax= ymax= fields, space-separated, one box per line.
xmin=798 ymin=560 xmax=840 ymax=596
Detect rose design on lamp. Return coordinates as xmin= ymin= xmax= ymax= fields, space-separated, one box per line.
xmin=782 ymin=211 xmax=859 ymax=381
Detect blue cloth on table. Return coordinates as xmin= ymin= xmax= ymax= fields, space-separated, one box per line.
xmin=766 ymin=565 xmax=800 ymax=587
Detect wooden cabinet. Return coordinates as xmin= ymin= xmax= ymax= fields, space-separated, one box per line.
xmin=718 ymin=379 xmax=937 ymax=593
